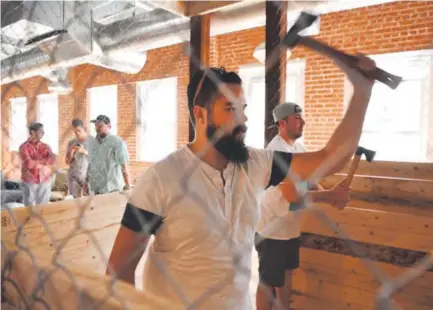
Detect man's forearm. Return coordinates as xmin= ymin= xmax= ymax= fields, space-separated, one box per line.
xmin=305 ymin=190 xmax=331 ymax=203
xmin=280 ymin=182 xmax=330 ymax=204
xmin=121 ymin=164 xmax=131 ymax=187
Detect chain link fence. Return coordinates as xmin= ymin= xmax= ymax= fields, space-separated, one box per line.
xmin=2 ymin=1 xmax=433 ymax=309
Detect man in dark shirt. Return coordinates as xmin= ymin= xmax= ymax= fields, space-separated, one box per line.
xmin=19 ymin=122 xmax=56 ymax=206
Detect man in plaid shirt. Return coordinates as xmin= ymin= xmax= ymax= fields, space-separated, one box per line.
xmin=19 ymin=122 xmax=56 ymax=206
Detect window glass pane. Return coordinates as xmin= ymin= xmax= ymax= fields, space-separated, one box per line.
xmin=9 ymin=98 xmax=27 ymax=151
xmin=244 ymin=78 xmax=265 ymax=148
xmin=345 ymin=50 xmax=432 ymax=162
xmin=240 ymin=62 xmax=305 ymax=149
xmin=141 ymin=121 xmax=177 ymax=162
xmin=366 ymin=80 xmax=422 ymax=132
xmin=88 ymin=85 xmax=118 ymax=136
xmin=285 ymin=75 xmax=298 ymax=104
xmin=137 ymin=77 xmax=177 ymax=162
xmin=38 ymin=94 xmax=59 ymax=154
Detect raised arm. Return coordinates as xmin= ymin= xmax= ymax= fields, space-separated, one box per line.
xmin=289 ymin=56 xmax=375 ymax=182
xmin=279 ymin=178 xmax=350 ymax=210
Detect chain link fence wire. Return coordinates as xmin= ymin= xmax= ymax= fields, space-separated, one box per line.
xmin=1 ymin=1 xmax=432 ymax=310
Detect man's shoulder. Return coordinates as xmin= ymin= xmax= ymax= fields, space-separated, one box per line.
xmin=135 ymin=148 xmax=187 ymax=188
xmin=247 ymin=147 xmax=274 ymax=165
xmin=107 ymin=134 xmax=123 ymax=143
xmin=294 ymin=141 xmax=307 ymax=152
xmin=266 ymin=136 xmax=286 ymax=152
xmin=18 ymin=141 xmax=29 ymax=152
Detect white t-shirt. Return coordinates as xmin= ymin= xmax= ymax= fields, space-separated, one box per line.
xmin=128 ymin=146 xmax=290 ymax=309
xmin=256 ymin=135 xmax=306 ymax=240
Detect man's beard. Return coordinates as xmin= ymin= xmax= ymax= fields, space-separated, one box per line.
xmin=206 ymin=124 xmax=249 ymax=164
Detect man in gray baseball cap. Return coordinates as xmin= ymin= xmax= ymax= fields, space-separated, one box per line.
xmin=255 ymin=102 xmax=350 ymax=310
xmin=271 ymin=102 xmax=304 ymax=142
xmin=272 ymin=102 xmax=303 ymax=122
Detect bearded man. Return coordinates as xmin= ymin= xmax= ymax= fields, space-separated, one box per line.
xmin=107 ymin=58 xmax=376 ymax=310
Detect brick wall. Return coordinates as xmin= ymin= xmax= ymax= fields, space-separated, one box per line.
xmin=2 ymin=1 xmax=432 ymax=181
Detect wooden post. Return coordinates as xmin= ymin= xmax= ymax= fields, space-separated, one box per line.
xmin=264 ymin=1 xmax=287 ymax=146
xmin=189 ymin=15 xmax=210 ymax=142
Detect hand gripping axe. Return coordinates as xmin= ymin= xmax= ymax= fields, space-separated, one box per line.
xmin=346 ymin=146 xmax=376 ymax=185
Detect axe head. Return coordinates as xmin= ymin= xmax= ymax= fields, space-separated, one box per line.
xmin=355 ymin=146 xmax=376 ymax=162
xmin=282 ymin=11 xmax=318 ymax=48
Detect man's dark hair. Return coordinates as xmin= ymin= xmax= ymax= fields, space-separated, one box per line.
xmin=28 ymin=122 xmax=43 ymax=133
xmin=187 ymin=67 xmax=242 ymax=124
xmin=72 ymin=119 xmax=84 ymax=128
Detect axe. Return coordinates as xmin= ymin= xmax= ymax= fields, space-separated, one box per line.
xmin=346 ymin=146 xmax=376 ymax=185
xmin=281 ymin=12 xmax=403 ymax=90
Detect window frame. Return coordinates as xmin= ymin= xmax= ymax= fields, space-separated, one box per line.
xmin=343 ymin=49 xmax=433 ymax=163
xmin=8 ymin=97 xmax=28 ymax=152
xmin=87 ymin=84 xmax=118 ymax=136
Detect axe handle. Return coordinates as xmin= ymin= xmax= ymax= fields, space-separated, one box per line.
xmin=346 ymin=155 xmax=362 ymax=185
xmin=295 ymin=36 xmax=403 ymax=90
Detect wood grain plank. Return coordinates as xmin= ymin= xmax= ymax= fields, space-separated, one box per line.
xmin=340 ymin=160 xmax=433 ymax=180
xmin=300 ymin=248 xmax=433 ymax=289
xmin=296 ymin=248 xmax=433 ymax=310
xmin=321 ymin=175 xmax=433 ymax=202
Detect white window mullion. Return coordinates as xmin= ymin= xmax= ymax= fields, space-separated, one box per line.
xmin=87 ymin=85 xmax=118 ymax=136
xmin=136 ymin=77 xmax=178 ymax=162
xmin=9 ymin=97 xmax=27 ymax=152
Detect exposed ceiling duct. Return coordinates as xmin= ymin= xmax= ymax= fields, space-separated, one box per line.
xmin=0 ymin=0 xmax=188 ymax=85
xmin=1 ymin=0 xmax=398 ymax=87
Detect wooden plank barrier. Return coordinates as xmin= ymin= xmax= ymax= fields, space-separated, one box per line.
xmin=321 ymin=174 xmax=433 ymax=203
xmin=290 ymin=160 xmax=433 ymax=309
xmin=1 ymin=192 xmax=129 ymax=275
xmin=291 ymin=248 xmax=433 ymax=310
xmin=339 ymin=160 xmax=433 ymax=180
xmin=2 ymin=159 xmax=433 ymax=310
xmin=2 ymin=241 xmax=149 ymax=310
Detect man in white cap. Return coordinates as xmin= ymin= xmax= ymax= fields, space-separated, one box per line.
xmin=255 ymin=102 xmax=350 ymax=310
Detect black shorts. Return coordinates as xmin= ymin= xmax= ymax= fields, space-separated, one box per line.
xmin=254 ymin=233 xmax=301 ymax=287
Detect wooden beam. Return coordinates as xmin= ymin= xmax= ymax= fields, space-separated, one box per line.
xmin=321 ymin=175 xmax=433 ymax=202
xmin=188 ymin=14 xmax=210 ymax=142
xmin=264 ymin=1 xmax=287 ymax=145
xmin=293 ymin=249 xmax=433 ymax=310
xmin=301 ymin=202 xmax=433 ymax=252
xmin=183 ymin=1 xmax=241 ymax=16
xmin=340 ymin=160 xmax=433 ymax=180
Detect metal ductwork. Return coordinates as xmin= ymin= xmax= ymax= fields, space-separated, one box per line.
xmin=42 ymin=68 xmax=73 ymax=95
xmin=1 ymin=0 xmax=188 ymax=85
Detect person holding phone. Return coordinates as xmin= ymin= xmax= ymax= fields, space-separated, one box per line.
xmin=65 ymin=119 xmax=93 ymax=198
